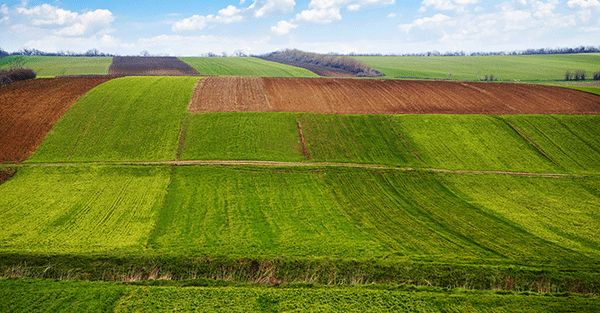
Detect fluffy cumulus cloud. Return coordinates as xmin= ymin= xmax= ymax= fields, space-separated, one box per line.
xmin=1 ymin=4 xmax=9 ymax=24
xmin=15 ymin=4 xmax=114 ymax=37
xmin=399 ymin=13 xmax=450 ymax=32
xmin=567 ymin=0 xmax=600 ymax=9
xmin=419 ymin=0 xmax=479 ymax=11
xmin=173 ymin=0 xmax=295 ymax=32
xmin=271 ymin=20 xmax=297 ymax=35
xmin=172 ymin=5 xmax=243 ymax=32
xmin=296 ymin=0 xmax=395 ymax=23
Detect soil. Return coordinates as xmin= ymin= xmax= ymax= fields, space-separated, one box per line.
xmin=0 ymin=77 xmax=110 ymax=162
xmin=189 ymin=77 xmax=600 ymax=114
xmin=108 ymin=56 xmax=199 ymax=76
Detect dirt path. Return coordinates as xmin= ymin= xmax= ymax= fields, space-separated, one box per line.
xmin=2 ymin=160 xmax=590 ymax=178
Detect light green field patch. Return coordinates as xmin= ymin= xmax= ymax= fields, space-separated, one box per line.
xmin=355 ymin=54 xmax=600 ymax=81
xmin=180 ymin=57 xmax=318 ymax=77
xmin=298 ymin=114 xmax=420 ymax=166
xmin=394 ymin=115 xmax=557 ymax=172
xmin=29 ymin=76 xmax=199 ymax=162
xmin=442 ymin=174 xmax=600 ymax=259
xmin=181 ymin=113 xmax=304 ymax=161
xmin=502 ymin=115 xmax=600 ymax=173
xmin=0 ymin=166 xmax=170 ymax=254
xmin=0 ymin=56 xmax=112 ymax=77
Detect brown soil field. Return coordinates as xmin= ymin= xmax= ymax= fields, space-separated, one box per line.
xmin=190 ymin=77 xmax=600 ymax=114
xmin=109 ymin=56 xmax=199 ymax=76
xmin=0 ymin=168 xmax=15 ymax=184
xmin=0 ymin=77 xmax=110 ymax=162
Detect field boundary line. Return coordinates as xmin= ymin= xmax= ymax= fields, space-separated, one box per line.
xmin=3 ymin=160 xmax=595 ymax=177
xmin=295 ymin=118 xmax=311 ymax=160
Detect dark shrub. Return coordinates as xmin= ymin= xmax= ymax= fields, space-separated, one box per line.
xmin=593 ymin=71 xmax=600 ymax=80
xmin=0 ymin=68 xmax=37 ymax=86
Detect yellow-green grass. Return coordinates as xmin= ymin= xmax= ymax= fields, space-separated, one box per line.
xmin=0 ymin=166 xmax=170 ymax=254
xmin=180 ymin=57 xmax=318 ymax=77
xmin=354 ymin=54 xmax=600 ymax=81
xmin=560 ymin=85 xmax=600 ymax=96
xmin=181 ymin=113 xmax=304 ymax=161
xmin=3 ymin=280 xmax=600 ymax=313
xmin=29 ymin=76 xmax=199 ymax=162
xmin=503 ymin=115 xmax=600 ymax=173
xmin=0 ymin=56 xmax=112 ymax=77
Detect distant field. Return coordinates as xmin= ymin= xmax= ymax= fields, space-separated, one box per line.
xmin=29 ymin=76 xmax=198 ymax=162
xmin=180 ymin=57 xmax=318 ymax=77
xmin=2 ymin=280 xmax=599 ymax=313
xmin=0 ymin=56 xmax=112 ymax=77
xmin=109 ymin=56 xmax=198 ymax=76
xmin=355 ymin=54 xmax=600 ymax=81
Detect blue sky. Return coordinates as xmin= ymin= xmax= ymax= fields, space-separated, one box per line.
xmin=1 ymin=0 xmax=599 ymax=55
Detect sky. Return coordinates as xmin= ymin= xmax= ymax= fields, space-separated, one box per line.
xmin=1 ymin=0 xmax=599 ymax=55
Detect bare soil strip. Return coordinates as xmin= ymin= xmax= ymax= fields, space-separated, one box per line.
xmin=4 ymin=160 xmax=587 ymax=178
xmin=109 ymin=56 xmax=199 ymax=76
xmin=295 ymin=119 xmax=311 ymax=160
xmin=0 ymin=168 xmax=15 ymax=185
xmin=190 ymin=77 xmax=600 ymax=114
xmin=0 ymin=77 xmax=111 ymax=163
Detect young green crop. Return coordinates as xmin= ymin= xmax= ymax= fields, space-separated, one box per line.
xmin=180 ymin=57 xmax=318 ymax=77
xmin=0 ymin=56 xmax=112 ymax=77
xmin=181 ymin=113 xmax=304 ymax=161
xmin=354 ymin=54 xmax=600 ymax=81
xmin=0 ymin=166 xmax=170 ymax=254
xmin=29 ymin=76 xmax=199 ymax=162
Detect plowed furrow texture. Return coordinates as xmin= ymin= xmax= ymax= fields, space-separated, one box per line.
xmin=0 ymin=77 xmax=110 ymax=162
xmin=189 ymin=77 xmax=600 ymax=114
xmin=108 ymin=56 xmax=199 ymax=76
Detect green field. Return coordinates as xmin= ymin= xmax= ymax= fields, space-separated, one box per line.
xmin=3 ymin=280 xmax=599 ymax=313
xmin=0 ymin=56 xmax=112 ymax=77
xmin=559 ymin=85 xmax=600 ymax=96
xmin=180 ymin=57 xmax=318 ymax=77
xmin=29 ymin=76 xmax=198 ymax=162
xmin=182 ymin=113 xmax=600 ymax=174
xmin=355 ymin=54 xmax=600 ymax=81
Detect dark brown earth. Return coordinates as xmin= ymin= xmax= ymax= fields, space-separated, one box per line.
xmin=189 ymin=77 xmax=600 ymax=114
xmin=259 ymin=57 xmax=354 ymax=77
xmin=108 ymin=56 xmax=199 ymax=76
xmin=0 ymin=77 xmax=110 ymax=162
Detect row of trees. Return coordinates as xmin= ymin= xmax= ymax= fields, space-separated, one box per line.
xmin=347 ymin=46 xmax=600 ymax=57
xmin=480 ymin=74 xmax=498 ymax=82
xmin=565 ymin=70 xmax=600 ymax=81
xmin=0 ymin=48 xmax=113 ymax=57
xmin=262 ymin=49 xmax=382 ymax=77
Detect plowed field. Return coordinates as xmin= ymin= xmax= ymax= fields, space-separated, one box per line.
xmin=189 ymin=77 xmax=600 ymax=114
xmin=0 ymin=77 xmax=110 ymax=162
xmin=108 ymin=56 xmax=199 ymax=76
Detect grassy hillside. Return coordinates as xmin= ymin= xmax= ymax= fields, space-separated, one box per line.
xmin=0 ymin=56 xmax=112 ymax=77
xmin=180 ymin=57 xmax=318 ymax=77
xmin=0 ymin=166 xmax=170 ymax=254
xmin=181 ymin=113 xmax=304 ymax=161
xmin=180 ymin=113 xmax=599 ymax=173
xmin=355 ymin=54 xmax=600 ymax=81
xmin=29 ymin=76 xmax=198 ymax=162
xmin=1 ymin=165 xmax=598 ymax=265
xmin=3 ymin=280 xmax=599 ymax=313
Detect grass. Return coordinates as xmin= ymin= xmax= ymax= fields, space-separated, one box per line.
xmin=181 ymin=113 xmax=304 ymax=161
xmin=3 ymin=280 xmax=600 ymax=313
xmin=29 ymin=76 xmax=199 ymax=162
xmin=558 ymin=85 xmax=600 ymax=96
xmin=354 ymin=54 xmax=600 ymax=81
xmin=0 ymin=166 xmax=170 ymax=254
xmin=0 ymin=56 xmax=112 ymax=77
xmin=179 ymin=57 xmax=318 ymax=77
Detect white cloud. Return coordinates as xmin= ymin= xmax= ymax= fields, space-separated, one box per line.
xmin=399 ymin=13 xmax=450 ymax=32
xmin=420 ymin=0 xmax=479 ymax=12
xmin=567 ymin=0 xmax=600 ymax=9
xmin=0 ymin=4 xmax=9 ymax=24
xmin=271 ymin=20 xmax=297 ymax=35
xmin=253 ymin=0 xmax=295 ymax=17
xmin=296 ymin=0 xmax=395 ymax=23
xmin=172 ymin=5 xmax=243 ymax=32
xmin=387 ymin=12 xmax=397 ymax=18
xmin=14 ymin=3 xmax=113 ymax=37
